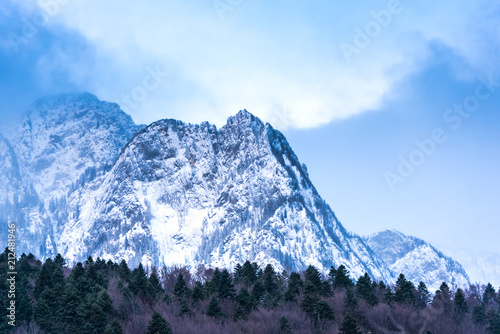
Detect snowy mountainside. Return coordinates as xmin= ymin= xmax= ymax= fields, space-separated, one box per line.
xmin=58 ymin=110 xmax=394 ymax=282
xmin=0 ymin=93 xmax=143 ymax=258
xmin=363 ymin=229 xmax=470 ymax=291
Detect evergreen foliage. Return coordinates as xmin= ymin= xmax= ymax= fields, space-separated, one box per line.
xmin=2 ymin=254 xmax=496 ymax=333
xmin=146 ymin=311 xmax=173 ymax=334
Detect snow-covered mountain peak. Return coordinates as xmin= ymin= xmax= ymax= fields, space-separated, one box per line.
xmin=364 ymin=229 xmax=470 ymax=291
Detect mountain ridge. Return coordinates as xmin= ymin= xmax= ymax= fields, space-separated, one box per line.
xmin=0 ymin=93 xmax=474 ymax=289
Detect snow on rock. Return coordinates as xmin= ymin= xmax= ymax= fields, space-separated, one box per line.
xmin=364 ymin=229 xmax=470 ymax=291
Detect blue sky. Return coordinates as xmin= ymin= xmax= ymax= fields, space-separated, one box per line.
xmin=1 ymin=1 xmax=499 ymax=267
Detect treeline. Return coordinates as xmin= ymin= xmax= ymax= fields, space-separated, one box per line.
xmin=0 ymin=250 xmax=499 ymax=334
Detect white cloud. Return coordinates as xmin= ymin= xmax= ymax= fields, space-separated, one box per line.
xmin=32 ymin=0 xmax=500 ymax=128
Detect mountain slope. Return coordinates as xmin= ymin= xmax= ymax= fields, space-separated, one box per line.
xmin=0 ymin=93 xmax=143 ymax=258
xmin=363 ymin=229 xmax=470 ymax=290
xmin=58 ymin=110 xmax=394 ymax=282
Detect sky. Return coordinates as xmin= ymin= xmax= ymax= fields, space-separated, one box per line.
xmin=1 ymin=1 xmax=499 ymax=280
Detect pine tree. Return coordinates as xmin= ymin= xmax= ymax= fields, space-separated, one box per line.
xmin=98 ymin=290 xmax=114 ymax=316
xmin=484 ymin=283 xmax=497 ymax=305
xmin=104 ymin=320 xmax=124 ymax=334
xmin=61 ymin=283 xmax=84 ymax=332
xmin=34 ymin=298 xmax=54 ymax=333
xmin=278 ymin=316 xmax=292 ymax=334
xmin=118 ymin=260 xmax=131 ymax=281
xmin=432 ymin=282 xmax=453 ymax=314
xmin=394 ymin=274 xmax=416 ymax=305
xmin=334 ymin=265 xmax=354 ymax=289
xmin=344 ymin=288 xmax=359 ymax=313
xmin=173 ymin=273 xmax=189 ymax=299
xmin=130 ymin=263 xmax=148 ymax=295
xmin=206 ymin=296 xmax=223 ymax=318
xmin=472 ymin=304 xmax=487 ymax=326
xmin=241 ymin=261 xmax=258 ymax=286
xmin=251 ymin=281 xmax=265 ymax=306
xmin=218 ymin=269 xmax=236 ymax=299
xmin=416 ymin=281 xmax=430 ymax=310
xmin=192 ymin=281 xmax=204 ymax=302
xmin=234 ymin=263 xmax=243 ymax=283
xmin=305 ymin=265 xmax=323 ymax=292
xmin=147 ymin=270 xmax=164 ymax=301
xmin=316 ymin=300 xmax=335 ymax=321
xmin=146 ymin=311 xmax=173 ymax=334
xmin=339 ymin=313 xmax=362 ymax=334
xmin=263 ymin=264 xmax=279 ymax=295
xmin=284 ymin=272 xmax=303 ymax=301
xmin=301 ymin=281 xmax=320 ymax=318
xmin=179 ymin=299 xmax=192 ymax=317
xmin=233 ymin=287 xmax=252 ymax=321
xmin=453 ymin=288 xmax=468 ymax=322
xmin=356 ymin=273 xmax=377 ymax=306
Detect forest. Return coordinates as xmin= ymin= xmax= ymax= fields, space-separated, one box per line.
xmin=0 ymin=249 xmax=499 ymax=334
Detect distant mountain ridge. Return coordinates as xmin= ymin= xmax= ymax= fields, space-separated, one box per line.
xmin=363 ymin=229 xmax=470 ymax=291
xmin=0 ymin=93 xmax=473 ymax=289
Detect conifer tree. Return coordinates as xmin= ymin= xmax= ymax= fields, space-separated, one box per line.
xmin=104 ymin=320 xmax=124 ymax=334
xmin=130 ymin=263 xmax=148 ymax=295
xmin=472 ymin=304 xmax=487 ymax=326
xmin=339 ymin=313 xmax=362 ymax=334
xmin=416 ymin=281 xmax=430 ymax=310
xmin=356 ymin=273 xmax=378 ymax=306
xmin=241 ymin=261 xmax=258 ymax=286
xmin=334 ymin=265 xmax=354 ymax=289
xmin=344 ymin=288 xmax=359 ymax=313
xmin=305 ymin=265 xmax=323 ymax=292
xmin=62 ymin=283 xmax=84 ymax=333
xmin=206 ymin=296 xmax=223 ymax=318
xmin=118 ymin=259 xmax=131 ymax=281
xmin=179 ymin=299 xmax=192 ymax=317
xmin=263 ymin=264 xmax=279 ymax=295
xmin=432 ymin=282 xmax=453 ymax=314
xmin=192 ymin=281 xmax=204 ymax=302
xmin=34 ymin=297 xmax=54 ymax=333
xmin=173 ymin=273 xmax=189 ymax=299
xmin=218 ymin=268 xmax=236 ymax=299
xmin=394 ymin=274 xmax=415 ymax=305
xmin=284 ymin=272 xmax=303 ymax=301
xmin=147 ymin=270 xmax=164 ymax=300
xmin=251 ymin=281 xmax=265 ymax=306
xmin=146 ymin=311 xmax=173 ymax=334
xmin=484 ymin=283 xmax=497 ymax=305
xmin=453 ymin=288 xmax=468 ymax=321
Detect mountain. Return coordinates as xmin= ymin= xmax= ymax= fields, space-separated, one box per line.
xmin=1 ymin=93 xmax=474 ymax=290
xmin=363 ymin=229 xmax=470 ymax=290
xmin=57 ymin=109 xmax=394 ymax=282
xmin=0 ymin=93 xmax=143 ymax=258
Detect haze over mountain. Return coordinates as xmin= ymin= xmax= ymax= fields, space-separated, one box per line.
xmin=0 ymin=93 xmax=478 ymax=289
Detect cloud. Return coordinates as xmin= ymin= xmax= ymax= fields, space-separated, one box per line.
xmin=2 ymin=0 xmax=500 ymax=129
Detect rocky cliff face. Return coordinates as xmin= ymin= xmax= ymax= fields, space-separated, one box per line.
xmin=0 ymin=93 xmax=143 ymax=258
xmin=58 ymin=110 xmax=393 ymax=282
